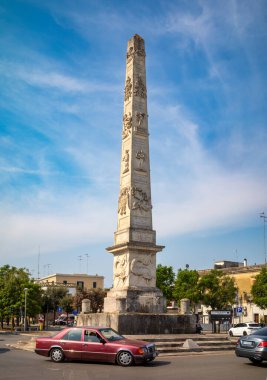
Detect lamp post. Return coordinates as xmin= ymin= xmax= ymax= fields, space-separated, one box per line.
xmin=260 ymin=212 xmax=267 ymax=264
xmin=24 ymin=288 xmax=28 ymax=331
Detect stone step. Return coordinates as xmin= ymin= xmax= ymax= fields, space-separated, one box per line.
xmin=157 ymin=344 xmax=235 ymax=354
xmin=155 ymin=340 xmax=234 ymax=348
xmin=143 ymin=336 xmax=230 ymax=342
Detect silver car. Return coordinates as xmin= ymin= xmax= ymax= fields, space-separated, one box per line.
xmin=235 ymin=327 xmax=267 ymax=364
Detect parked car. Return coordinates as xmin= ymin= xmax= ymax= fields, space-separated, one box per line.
xmin=228 ymin=322 xmax=262 ymax=337
xmin=35 ymin=326 xmax=158 ymax=366
xmin=54 ymin=314 xmax=75 ymax=326
xmin=235 ymin=327 xmax=267 ymax=364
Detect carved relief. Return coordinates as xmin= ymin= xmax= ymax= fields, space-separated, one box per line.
xmin=122 ymin=149 xmax=129 ymax=174
xmin=130 ymin=187 xmax=151 ymax=212
xmin=114 ymin=255 xmax=128 ymax=286
xmin=133 ymin=75 xmax=146 ymax=99
xmin=135 ymin=149 xmax=146 ymax=172
xmin=118 ymin=187 xmax=130 ymax=215
xmin=122 ymin=113 xmax=132 ymax=139
xmin=130 ymin=254 xmax=154 ymax=284
xmin=136 ymin=112 xmax=145 ymax=127
xmin=124 ymin=76 xmax=132 ymax=102
xmin=127 ymin=35 xmax=146 ymax=61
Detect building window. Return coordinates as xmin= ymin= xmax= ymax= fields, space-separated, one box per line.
xmin=77 ymin=281 xmax=84 ymax=290
xmin=63 ymin=280 xmax=67 ymax=285
xmin=93 ymin=282 xmax=97 ymax=289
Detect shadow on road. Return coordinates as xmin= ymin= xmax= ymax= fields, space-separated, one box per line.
xmin=0 ymin=348 xmax=10 ymax=354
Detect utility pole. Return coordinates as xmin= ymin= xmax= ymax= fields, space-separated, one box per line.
xmin=77 ymin=255 xmax=82 ymax=273
xmin=84 ymin=254 xmax=90 ymax=274
xmin=260 ymin=212 xmax=267 ymax=264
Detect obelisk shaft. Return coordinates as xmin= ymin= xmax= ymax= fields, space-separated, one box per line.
xmin=104 ymin=35 xmax=165 ymax=314
xmin=115 ymin=34 xmax=155 ymax=246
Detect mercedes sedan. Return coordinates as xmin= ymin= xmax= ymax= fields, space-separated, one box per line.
xmin=235 ymin=327 xmax=267 ymax=364
xmin=35 ymin=326 xmax=158 ymax=366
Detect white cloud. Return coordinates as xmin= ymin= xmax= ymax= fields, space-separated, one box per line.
xmin=149 ymin=102 xmax=267 ymax=236
xmin=0 ymin=195 xmax=116 ymax=260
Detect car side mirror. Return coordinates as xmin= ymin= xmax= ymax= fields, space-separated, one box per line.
xmin=99 ymin=338 xmax=106 ymax=344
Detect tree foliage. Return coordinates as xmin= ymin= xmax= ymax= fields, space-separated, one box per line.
xmin=156 ymin=264 xmax=175 ymax=302
xmin=173 ymin=269 xmax=201 ymax=308
xmin=73 ymin=288 xmax=106 ymax=313
xmin=251 ymin=268 xmax=267 ymax=309
xmin=0 ymin=265 xmax=42 ymax=327
xmin=60 ymin=295 xmax=74 ymax=317
xmin=198 ymin=269 xmax=237 ymax=309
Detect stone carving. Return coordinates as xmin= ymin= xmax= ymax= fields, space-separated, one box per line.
xmin=133 ymin=75 xmax=146 ymax=99
xmin=135 ymin=149 xmax=146 ymax=172
xmin=114 ymin=255 xmax=128 ymax=286
xmin=118 ymin=187 xmax=130 ymax=215
xmin=136 ymin=112 xmax=145 ymax=127
xmin=127 ymin=45 xmax=145 ymax=61
xmin=122 ymin=149 xmax=129 ymax=174
xmin=124 ymin=76 xmax=132 ymax=102
xmin=122 ymin=113 xmax=132 ymax=139
xmin=131 ymin=187 xmax=151 ymax=212
xmin=126 ymin=35 xmax=146 ymax=61
xmin=130 ymin=255 xmax=154 ymax=284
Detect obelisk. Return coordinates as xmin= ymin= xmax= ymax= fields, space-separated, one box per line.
xmin=104 ymin=34 xmax=165 ymax=313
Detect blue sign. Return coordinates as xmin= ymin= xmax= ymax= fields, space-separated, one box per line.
xmin=236 ymin=307 xmax=243 ymax=313
xmin=72 ymin=310 xmax=78 ymax=315
xmin=57 ymin=307 xmax=62 ymax=313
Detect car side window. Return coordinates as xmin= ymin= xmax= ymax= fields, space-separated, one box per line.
xmin=84 ymin=330 xmax=102 ymax=343
xmin=61 ymin=329 xmax=82 ymax=341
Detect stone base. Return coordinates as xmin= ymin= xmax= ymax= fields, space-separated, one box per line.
xmin=104 ymin=287 xmax=166 ymax=313
xmin=77 ymin=312 xmax=196 ymax=335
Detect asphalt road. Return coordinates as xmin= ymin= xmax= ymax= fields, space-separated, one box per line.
xmin=0 ymin=334 xmax=267 ymax=380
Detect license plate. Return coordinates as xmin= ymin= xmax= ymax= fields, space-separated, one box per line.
xmin=241 ymin=340 xmax=253 ymax=347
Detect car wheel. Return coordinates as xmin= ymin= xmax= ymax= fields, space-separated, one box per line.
xmin=229 ymin=331 xmax=233 ymax=337
xmin=249 ymin=358 xmax=263 ymax=365
xmin=243 ymin=331 xmax=247 ymax=336
xmin=50 ymin=348 xmax=65 ymax=363
xmin=117 ymin=351 xmax=134 ymax=367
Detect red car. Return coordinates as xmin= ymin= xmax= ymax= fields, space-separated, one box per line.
xmin=35 ymin=326 xmax=158 ymax=366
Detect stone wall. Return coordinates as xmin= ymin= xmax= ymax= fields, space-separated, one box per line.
xmin=77 ymin=312 xmax=196 ymax=335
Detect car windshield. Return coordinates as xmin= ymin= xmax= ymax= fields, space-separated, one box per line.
xmin=251 ymin=327 xmax=267 ymax=336
xmin=99 ymin=328 xmax=124 ymax=341
xmin=248 ymin=323 xmax=260 ymax=327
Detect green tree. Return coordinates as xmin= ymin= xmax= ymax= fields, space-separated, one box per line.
xmin=198 ymin=269 xmax=237 ymax=309
xmin=41 ymin=286 xmax=68 ymax=326
xmin=60 ymin=295 xmax=74 ymax=323
xmin=156 ymin=264 xmax=175 ymax=302
xmin=72 ymin=288 xmax=106 ymax=314
xmin=87 ymin=288 xmax=106 ymax=313
xmin=173 ymin=269 xmax=201 ymax=310
xmin=0 ymin=265 xmax=42 ymax=329
xmin=251 ymin=268 xmax=267 ymax=309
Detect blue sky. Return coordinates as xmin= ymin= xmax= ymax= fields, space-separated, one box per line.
xmin=1 ymin=0 xmax=266 ymax=287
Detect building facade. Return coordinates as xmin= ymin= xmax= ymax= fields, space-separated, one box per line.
xmin=37 ymin=273 xmax=104 ymax=294
xmin=198 ymin=261 xmax=267 ymax=325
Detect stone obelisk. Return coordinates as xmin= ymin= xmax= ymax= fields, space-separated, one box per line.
xmin=104 ymin=34 xmax=165 ymax=314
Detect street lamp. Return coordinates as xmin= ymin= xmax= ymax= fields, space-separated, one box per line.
xmin=260 ymin=212 xmax=267 ymax=264
xmin=24 ymin=288 xmax=28 ymax=331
